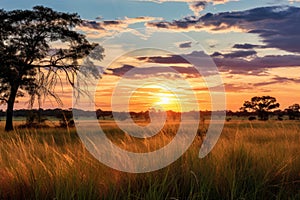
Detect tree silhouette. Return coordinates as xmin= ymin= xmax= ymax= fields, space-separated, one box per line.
xmin=285 ymin=103 xmax=300 ymax=120
xmin=241 ymin=96 xmax=280 ymax=120
xmin=0 ymin=6 xmax=103 ymax=131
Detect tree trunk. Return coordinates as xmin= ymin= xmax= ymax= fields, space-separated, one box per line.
xmin=5 ymin=83 xmax=19 ymax=132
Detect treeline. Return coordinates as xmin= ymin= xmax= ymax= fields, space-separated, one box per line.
xmin=227 ymin=108 xmax=299 ymax=121
xmin=0 ymin=96 xmax=299 ymax=124
xmin=0 ymin=106 xmax=298 ymax=121
xmin=239 ymin=96 xmax=300 ymax=121
xmin=0 ymin=108 xmax=81 ymax=119
xmin=0 ymin=109 xmax=215 ymax=120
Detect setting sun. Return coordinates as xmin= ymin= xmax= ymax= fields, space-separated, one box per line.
xmin=159 ymin=97 xmax=170 ymax=105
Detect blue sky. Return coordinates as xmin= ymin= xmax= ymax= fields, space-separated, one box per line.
xmin=1 ymin=0 xmax=299 ymax=20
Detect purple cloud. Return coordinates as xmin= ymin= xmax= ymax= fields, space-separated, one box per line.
xmin=179 ymin=41 xmax=193 ymax=48
xmin=147 ymin=6 xmax=300 ymax=53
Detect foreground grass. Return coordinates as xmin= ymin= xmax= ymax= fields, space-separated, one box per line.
xmin=0 ymin=121 xmax=300 ymax=199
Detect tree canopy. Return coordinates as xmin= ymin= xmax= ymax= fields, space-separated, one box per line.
xmin=241 ymin=96 xmax=280 ymax=120
xmin=0 ymin=6 xmax=104 ymax=131
xmin=285 ymin=103 xmax=300 ymax=120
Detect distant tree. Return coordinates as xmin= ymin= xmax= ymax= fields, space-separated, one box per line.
xmin=273 ymin=109 xmax=284 ymax=120
xmin=57 ymin=110 xmax=74 ymax=128
xmin=241 ymin=96 xmax=280 ymax=120
xmin=0 ymin=6 xmax=104 ymax=131
xmin=248 ymin=116 xmax=256 ymax=121
xmin=96 ymin=109 xmax=112 ymax=120
xmin=285 ymin=103 xmax=300 ymax=120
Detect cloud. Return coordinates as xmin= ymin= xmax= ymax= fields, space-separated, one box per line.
xmin=214 ymin=54 xmax=300 ymax=75
xmin=211 ymin=50 xmax=257 ymax=58
xmin=189 ymin=1 xmax=207 ymax=16
xmin=78 ymin=16 xmax=163 ymax=38
xmin=178 ymin=41 xmax=193 ymax=48
xmin=253 ymin=76 xmax=300 ymax=87
xmin=138 ymin=50 xmax=210 ymax=64
xmin=193 ymin=83 xmax=254 ymax=92
xmin=137 ymin=54 xmax=189 ymax=64
xmin=224 ymin=83 xmax=254 ymax=92
xmin=146 ymin=6 xmax=300 ymax=53
xmin=136 ymin=0 xmax=235 ymax=15
xmin=132 ymin=50 xmax=300 ymax=75
xmin=137 ymin=0 xmax=231 ymax=4
xmin=106 ymin=65 xmax=135 ymax=76
xmin=232 ymin=43 xmax=267 ymax=49
xmin=106 ymin=64 xmax=202 ymax=79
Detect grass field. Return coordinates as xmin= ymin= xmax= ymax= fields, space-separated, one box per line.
xmin=0 ymin=120 xmax=300 ymax=199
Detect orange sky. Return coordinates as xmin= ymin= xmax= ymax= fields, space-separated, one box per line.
xmin=1 ymin=65 xmax=299 ymax=113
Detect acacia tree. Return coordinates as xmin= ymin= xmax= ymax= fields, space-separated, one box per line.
xmin=285 ymin=103 xmax=300 ymax=120
xmin=241 ymin=96 xmax=280 ymax=120
xmin=0 ymin=6 xmax=104 ymax=131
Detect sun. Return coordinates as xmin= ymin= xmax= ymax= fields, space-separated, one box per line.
xmin=155 ymin=95 xmax=181 ymax=112
xmin=159 ymin=97 xmax=170 ymax=105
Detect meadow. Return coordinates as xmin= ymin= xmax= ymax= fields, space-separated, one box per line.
xmin=0 ymin=120 xmax=300 ymax=199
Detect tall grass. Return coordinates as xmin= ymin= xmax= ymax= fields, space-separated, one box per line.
xmin=0 ymin=121 xmax=300 ymax=199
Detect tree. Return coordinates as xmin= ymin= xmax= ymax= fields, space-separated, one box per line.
xmin=285 ymin=103 xmax=300 ymax=120
xmin=0 ymin=6 xmax=104 ymax=131
xmin=241 ymin=96 xmax=280 ymax=120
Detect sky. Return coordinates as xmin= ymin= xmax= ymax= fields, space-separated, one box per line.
xmin=1 ymin=0 xmax=300 ymax=112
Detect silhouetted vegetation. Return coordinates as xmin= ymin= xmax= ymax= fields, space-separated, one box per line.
xmin=285 ymin=103 xmax=300 ymax=120
xmin=241 ymin=96 xmax=280 ymax=120
xmin=56 ymin=110 xmax=75 ymax=128
xmin=0 ymin=6 xmax=103 ymax=131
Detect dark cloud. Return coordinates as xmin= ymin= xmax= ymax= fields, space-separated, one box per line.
xmin=137 ymin=55 xmax=189 ymax=64
xmin=147 ymin=6 xmax=300 ymax=53
xmin=232 ymin=43 xmax=266 ymax=49
xmin=81 ymin=20 xmax=105 ymax=30
xmin=214 ymin=54 xmax=300 ymax=75
xmin=211 ymin=52 xmax=222 ymax=57
xmin=138 ymin=51 xmax=210 ymax=64
xmin=106 ymin=64 xmax=203 ymax=78
xmin=106 ymin=65 xmax=135 ymax=76
xmin=189 ymin=1 xmax=207 ymax=15
xmin=253 ymin=76 xmax=300 ymax=87
xmin=103 ymin=20 xmax=122 ymax=25
xmin=272 ymin=76 xmax=300 ymax=83
xmin=135 ymin=51 xmax=300 ymax=76
xmin=211 ymin=50 xmax=257 ymax=58
xmin=179 ymin=41 xmax=192 ymax=48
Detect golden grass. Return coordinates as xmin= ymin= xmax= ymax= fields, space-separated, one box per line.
xmin=0 ymin=120 xmax=299 ymax=199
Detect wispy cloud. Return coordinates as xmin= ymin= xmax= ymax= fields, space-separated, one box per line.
xmin=211 ymin=50 xmax=257 ymax=58
xmin=77 ymin=16 xmax=163 ymax=38
xmin=253 ymin=76 xmax=300 ymax=87
xmin=135 ymin=0 xmax=236 ymax=15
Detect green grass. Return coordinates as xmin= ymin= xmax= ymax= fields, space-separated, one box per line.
xmin=0 ymin=120 xmax=300 ymax=199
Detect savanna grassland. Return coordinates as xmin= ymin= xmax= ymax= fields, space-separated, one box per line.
xmin=0 ymin=120 xmax=300 ymax=199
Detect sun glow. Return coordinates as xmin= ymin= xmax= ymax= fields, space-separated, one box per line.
xmin=153 ymin=92 xmax=182 ymax=112
xmin=159 ymin=96 xmax=171 ymax=105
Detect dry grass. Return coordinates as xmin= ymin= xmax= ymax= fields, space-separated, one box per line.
xmin=0 ymin=120 xmax=299 ymax=199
